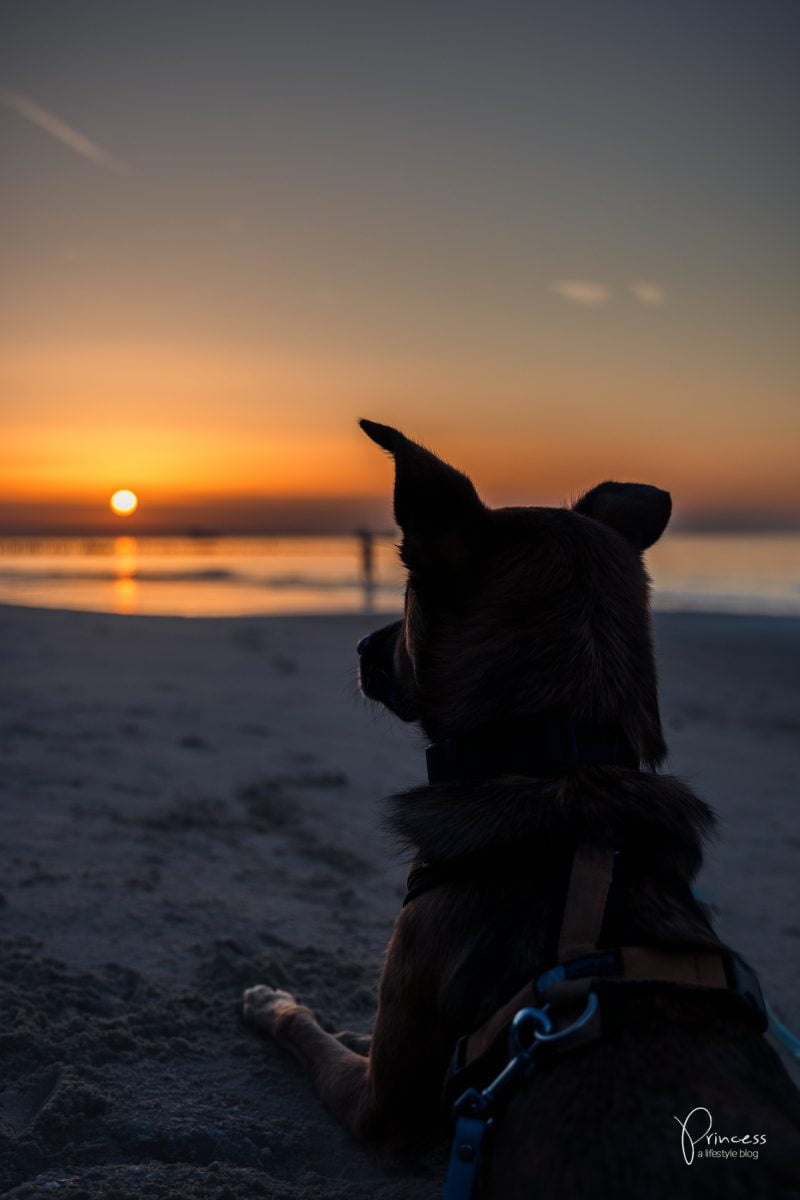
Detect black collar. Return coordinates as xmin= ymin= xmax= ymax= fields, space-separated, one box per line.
xmin=425 ymin=714 xmax=639 ymax=786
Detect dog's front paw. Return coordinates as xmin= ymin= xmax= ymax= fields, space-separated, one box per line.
xmin=242 ymin=984 xmax=299 ymax=1035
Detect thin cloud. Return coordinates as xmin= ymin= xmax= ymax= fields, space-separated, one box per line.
xmin=552 ymin=279 xmax=611 ymax=307
xmin=630 ymin=281 xmax=666 ymax=306
xmin=2 ymin=89 xmax=127 ymax=174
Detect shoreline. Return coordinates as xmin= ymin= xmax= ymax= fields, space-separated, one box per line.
xmin=2 ymin=599 xmax=800 ymax=623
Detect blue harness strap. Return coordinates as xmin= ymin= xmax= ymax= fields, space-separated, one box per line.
xmin=441 ymin=999 xmax=598 ymax=1200
xmin=443 ymin=1111 xmax=491 ymax=1200
xmin=766 ymin=1002 xmax=800 ymax=1062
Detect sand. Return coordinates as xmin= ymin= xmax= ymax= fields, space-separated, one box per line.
xmin=0 ymin=604 xmax=798 ymax=1198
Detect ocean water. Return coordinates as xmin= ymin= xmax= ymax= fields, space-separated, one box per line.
xmin=0 ymin=533 xmax=799 ymax=618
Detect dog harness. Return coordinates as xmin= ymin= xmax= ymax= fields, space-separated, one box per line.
xmin=404 ymin=844 xmax=767 ymax=1200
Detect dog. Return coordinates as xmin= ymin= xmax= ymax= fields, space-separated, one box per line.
xmin=244 ymin=420 xmax=800 ymax=1198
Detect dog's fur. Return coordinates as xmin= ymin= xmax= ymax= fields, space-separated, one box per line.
xmin=244 ymin=421 xmax=800 ymax=1197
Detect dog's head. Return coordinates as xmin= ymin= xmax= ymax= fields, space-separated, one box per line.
xmin=357 ymin=419 xmax=671 ymax=768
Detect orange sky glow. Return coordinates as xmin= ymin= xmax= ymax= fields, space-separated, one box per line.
xmin=2 ymin=5 xmax=798 ymax=535
xmin=2 ymin=332 xmax=797 ymax=532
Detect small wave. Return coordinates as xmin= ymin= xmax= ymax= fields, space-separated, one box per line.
xmin=0 ymin=565 xmax=400 ymax=592
xmin=0 ymin=567 xmax=236 ymax=583
xmin=653 ymin=590 xmax=800 ymax=617
xmin=253 ymin=573 xmax=396 ymax=591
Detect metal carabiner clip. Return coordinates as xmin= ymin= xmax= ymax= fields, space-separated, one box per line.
xmin=532 ymin=991 xmax=600 ymax=1045
xmin=508 ymin=1005 xmax=553 ymax=1056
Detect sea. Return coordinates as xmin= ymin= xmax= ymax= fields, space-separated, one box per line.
xmin=0 ymin=533 xmax=799 ymax=618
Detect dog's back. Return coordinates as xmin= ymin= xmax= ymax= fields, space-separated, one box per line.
xmin=392 ymin=771 xmax=800 ymax=1198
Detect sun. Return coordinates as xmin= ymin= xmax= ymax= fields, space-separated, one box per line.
xmin=110 ymin=489 xmax=139 ymax=517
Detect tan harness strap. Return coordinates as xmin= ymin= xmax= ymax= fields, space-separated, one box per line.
xmin=465 ymin=846 xmax=615 ymax=1063
xmin=463 ymin=947 xmax=729 ymax=1071
xmin=621 ymin=947 xmax=727 ymax=989
xmin=539 ymin=948 xmax=728 ymax=1010
xmin=557 ymin=844 xmax=615 ymax=961
xmin=456 ymin=846 xmax=732 ymax=1076
xmin=464 ymin=981 xmax=539 ymax=1066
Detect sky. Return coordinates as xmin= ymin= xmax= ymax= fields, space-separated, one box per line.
xmin=1 ymin=1 xmax=799 ymax=534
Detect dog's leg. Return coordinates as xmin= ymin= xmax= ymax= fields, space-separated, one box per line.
xmin=243 ymin=985 xmax=367 ymax=1066
xmin=335 ymin=1030 xmax=372 ymax=1054
xmin=243 ymin=984 xmax=372 ymax=1132
xmin=243 ymin=918 xmax=450 ymax=1149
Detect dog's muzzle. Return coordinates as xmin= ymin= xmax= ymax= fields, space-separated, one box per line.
xmin=357 ymin=620 xmax=417 ymax=720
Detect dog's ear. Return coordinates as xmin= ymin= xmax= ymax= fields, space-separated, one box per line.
xmin=360 ymin=419 xmax=485 ymax=568
xmin=574 ymin=480 xmax=672 ymax=551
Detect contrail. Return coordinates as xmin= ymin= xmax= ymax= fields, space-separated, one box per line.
xmin=1 ymin=89 xmax=128 ymax=174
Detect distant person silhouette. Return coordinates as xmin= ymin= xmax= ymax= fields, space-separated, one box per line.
xmin=356 ymin=528 xmax=375 ymax=610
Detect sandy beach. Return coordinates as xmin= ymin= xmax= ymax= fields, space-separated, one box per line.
xmin=1 ymin=603 xmax=798 ymax=1198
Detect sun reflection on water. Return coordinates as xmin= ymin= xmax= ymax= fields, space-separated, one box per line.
xmin=112 ymin=536 xmax=139 ymax=614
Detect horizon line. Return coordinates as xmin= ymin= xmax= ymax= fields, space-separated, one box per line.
xmin=1 ymin=520 xmax=799 ymax=539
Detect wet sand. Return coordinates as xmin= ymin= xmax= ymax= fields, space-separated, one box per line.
xmin=1 ymin=604 xmax=798 ymax=1197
